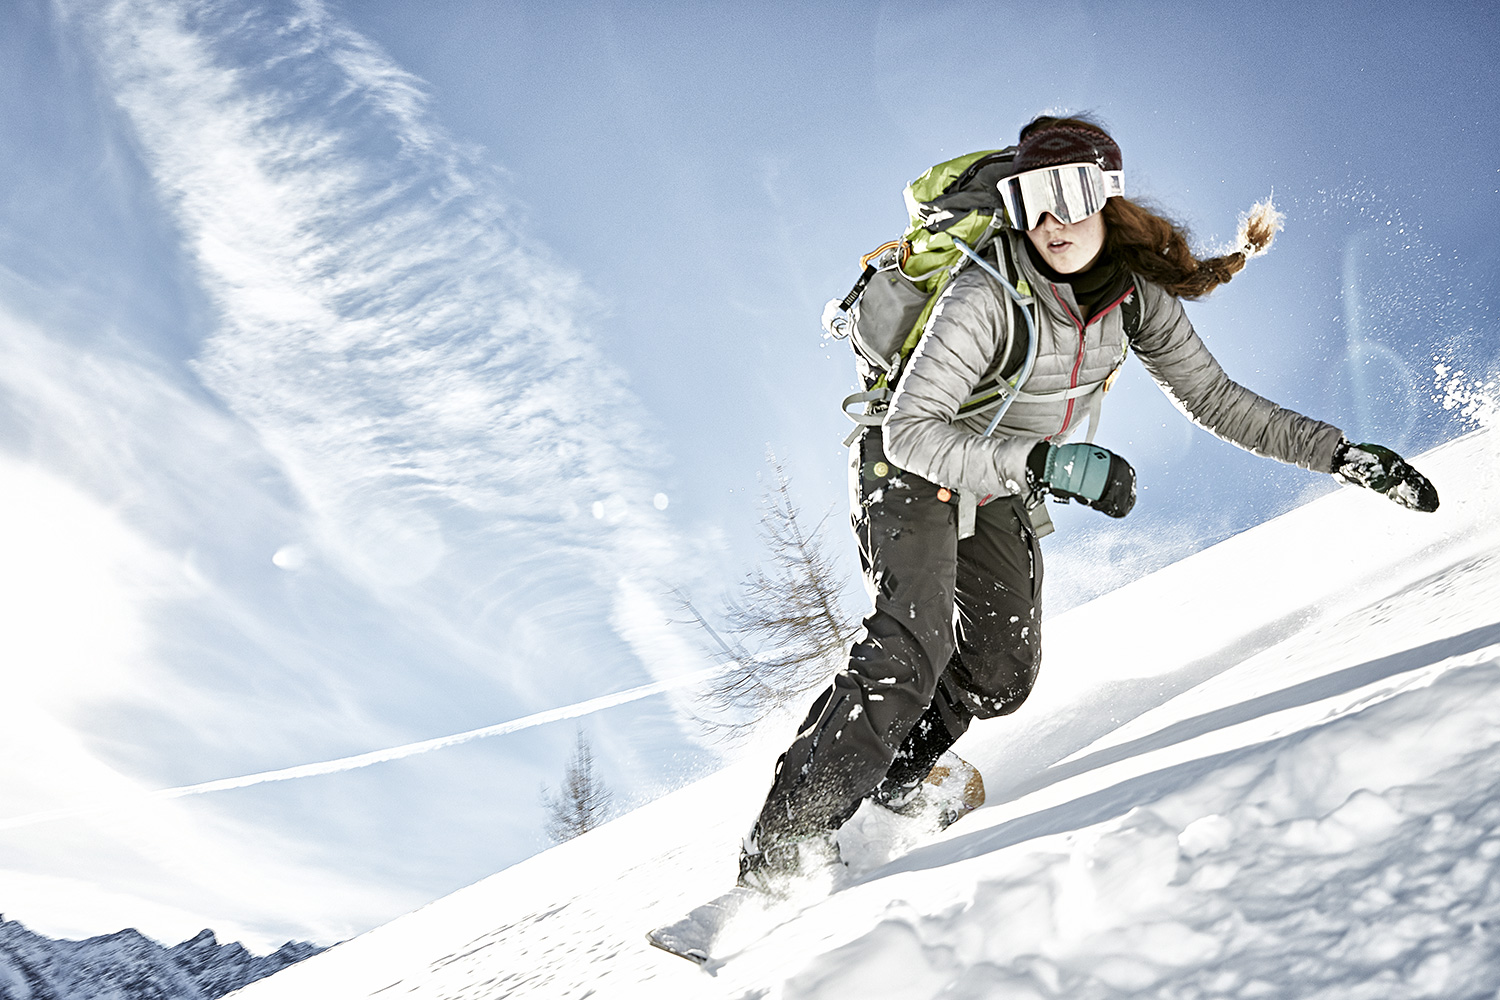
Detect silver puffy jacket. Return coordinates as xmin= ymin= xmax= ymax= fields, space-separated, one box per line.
xmin=882 ymin=230 xmax=1344 ymax=499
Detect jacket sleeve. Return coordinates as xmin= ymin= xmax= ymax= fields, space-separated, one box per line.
xmin=882 ymin=269 xmax=1040 ymax=496
xmin=1131 ymin=281 xmax=1344 ymax=473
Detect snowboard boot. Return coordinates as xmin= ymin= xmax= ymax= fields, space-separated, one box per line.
xmin=736 ymin=825 xmax=844 ymax=898
xmin=872 ymin=751 xmax=985 ymax=832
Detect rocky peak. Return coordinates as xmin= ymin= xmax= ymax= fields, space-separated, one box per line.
xmin=0 ymin=916 xmax=325 ymax=999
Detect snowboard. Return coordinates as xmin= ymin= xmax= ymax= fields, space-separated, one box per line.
xmin=646 ymin=885 xmax=771 ymax=968
xmin=906 ymin=750 xmax=986 ymax=830
xmin=647 ymin=752 xmax=984 ymax=967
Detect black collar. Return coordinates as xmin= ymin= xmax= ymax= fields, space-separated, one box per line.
xmin=1022 ymin=239 xmax=1132 ymax=323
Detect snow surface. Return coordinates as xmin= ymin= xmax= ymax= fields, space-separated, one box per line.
xmin=230 ymin=427 xmax=1500 ymax=999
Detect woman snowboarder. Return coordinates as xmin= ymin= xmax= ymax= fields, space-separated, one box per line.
xmin=738 ymin=114 xmax=1439 ymax=890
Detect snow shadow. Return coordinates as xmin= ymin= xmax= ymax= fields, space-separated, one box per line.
xmin=1046 ymin=619 xmax=1500 ymax=787
xmin=878 ymin=622 xmax=1500 ymax=879
xmin=977 ymin=604 xmax=1329 ymax=803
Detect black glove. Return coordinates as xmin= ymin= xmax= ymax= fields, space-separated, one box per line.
xmin=1027 ymin=442 xmax=1136 ymax=518
xmin=1332 ymin=439 xmax=1439 ymax=512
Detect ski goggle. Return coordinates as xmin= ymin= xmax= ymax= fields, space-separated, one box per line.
xmin=998 ymin=162 xmax=1125 ymax=230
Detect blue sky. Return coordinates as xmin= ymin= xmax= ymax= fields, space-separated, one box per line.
xmin=0 ymin=0 xmax=1495 ymax=949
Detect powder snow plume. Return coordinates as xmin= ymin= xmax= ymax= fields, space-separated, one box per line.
xmin=1434 ymin=361 xmax=1500 ymax=430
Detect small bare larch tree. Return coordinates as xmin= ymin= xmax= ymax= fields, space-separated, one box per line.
xmin=541 ymin=728 xmax=614 ymax=843
xmin=689 ymin=457 xmax=859 ymax=733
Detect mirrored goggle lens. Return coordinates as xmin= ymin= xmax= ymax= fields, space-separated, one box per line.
xmin=999 ymin=163 xmax=1124 ymax=230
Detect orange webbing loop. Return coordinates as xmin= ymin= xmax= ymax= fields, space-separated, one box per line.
xmin=860 ymin=239 xmax=912 ymax=271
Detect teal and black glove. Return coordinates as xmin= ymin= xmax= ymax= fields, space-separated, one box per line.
xmin=1028 ymin=442 xmax=1136 ymax=518
xmin=1333 ymin=439 xmax=1439 ymax=512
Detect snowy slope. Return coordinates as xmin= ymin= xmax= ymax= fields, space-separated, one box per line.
xmin=230 ymin=426 xmax=1500 ymax=999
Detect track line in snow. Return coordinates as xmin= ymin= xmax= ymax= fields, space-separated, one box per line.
xmin=880 ymin=638 xmax=1500 ymax=883
xmin=1055 ymin=619 xmax=1500 ymax=774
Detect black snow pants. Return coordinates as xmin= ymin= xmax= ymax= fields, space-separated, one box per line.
xmin=751 ymin=429 xmax=1044 ymax=848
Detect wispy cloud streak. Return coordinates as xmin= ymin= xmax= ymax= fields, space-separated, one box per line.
xmin=0 ymin=659 xmax=733 ymax=833
xmin=64 ymin=0 xmax=708 ymax=700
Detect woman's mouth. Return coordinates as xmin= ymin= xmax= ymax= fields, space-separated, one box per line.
xmin=1048 ymin=240 xmax=1071 ymax=252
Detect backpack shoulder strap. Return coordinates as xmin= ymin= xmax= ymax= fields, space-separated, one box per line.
xmin=950 ymin=232 xmax=1039 ymax=423
xmin=995 ymin=234 xmax=1030 ymax=382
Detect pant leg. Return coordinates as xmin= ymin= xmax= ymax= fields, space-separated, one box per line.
xmin=873 ymin=495 xmax=1044 ymax=801
xmin=750 ymin=431 xmax=958 ymax=847
xmin=944 ymin=495 xmax=1044 ymax=719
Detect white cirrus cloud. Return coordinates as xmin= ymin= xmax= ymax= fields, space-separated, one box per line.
xmin=63 ymin=0 xmax=713 ymax=711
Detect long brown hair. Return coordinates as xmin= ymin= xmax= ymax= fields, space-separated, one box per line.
xmin=1021 ymin=115 xmax=1283 ymax=300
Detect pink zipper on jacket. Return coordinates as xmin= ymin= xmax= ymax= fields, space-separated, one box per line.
xmin=1049 ymin=286 xmax=1087 ymax=436
xmin=1048 ymin=284 xmax=1135 ymax=437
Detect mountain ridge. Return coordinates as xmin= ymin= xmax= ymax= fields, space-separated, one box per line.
xmin=0 ymin=916 xmax=322 ymax=1000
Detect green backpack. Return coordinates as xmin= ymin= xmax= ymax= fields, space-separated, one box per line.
xmin=826 ymin=147 xmax=1040 ymax=444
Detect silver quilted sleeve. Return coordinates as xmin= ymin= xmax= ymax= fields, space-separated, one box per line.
xmin=1131 ymin=281 xmax=1344 ymax=472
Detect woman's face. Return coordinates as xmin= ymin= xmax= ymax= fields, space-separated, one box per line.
xmin=1025 ymin=210 xmax=1106 ymax=274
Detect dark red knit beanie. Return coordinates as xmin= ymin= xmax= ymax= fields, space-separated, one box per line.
xmin=1014 ymin=120 xmax=1123 ymax=173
